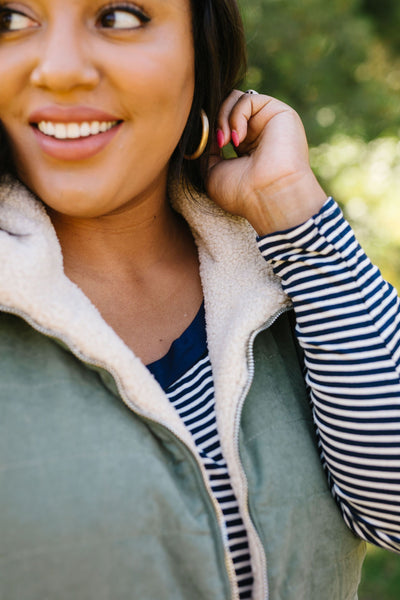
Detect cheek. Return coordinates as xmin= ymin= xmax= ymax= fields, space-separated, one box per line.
xmin=107 ymin=30 xmax=195 ymax=123
xmin=0 ymin=51 xmax=33 ymax=137
xmin=100 ymin=45 xmax=194 ymax=173
xmin=0 ymin=46 xmax=32 ymax=99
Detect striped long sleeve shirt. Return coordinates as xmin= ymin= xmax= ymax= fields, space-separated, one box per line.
xmin=257 ymin=196 xmax=400 ymax=552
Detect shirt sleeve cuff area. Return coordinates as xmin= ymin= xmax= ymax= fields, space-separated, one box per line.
xmin=256 ymin=196 xmax=341 ymax=262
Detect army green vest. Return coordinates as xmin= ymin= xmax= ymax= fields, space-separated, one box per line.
xmin=0 ymin=310 xmax=365 ymax=600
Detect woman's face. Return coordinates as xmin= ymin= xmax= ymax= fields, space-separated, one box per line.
xmin=0 ymin=0 xmax=195 ymax=217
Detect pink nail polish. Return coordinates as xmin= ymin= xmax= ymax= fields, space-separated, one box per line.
xmin=231 ymin=130 xmax=240 ymax=148
xmin=216 ymin=129 xmax=224 ymax=149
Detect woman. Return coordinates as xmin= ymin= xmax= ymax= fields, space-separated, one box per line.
xmin=0 ymin=1 xmax=399 ymax=599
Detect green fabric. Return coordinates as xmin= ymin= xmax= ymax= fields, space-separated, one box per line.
xmin=240 ymin=316 xmax=366 ymax=600
xmin=0 ymin=311 xmax=365 ymax=600
xmin=0 ymin=314 xmax=230 ymax=600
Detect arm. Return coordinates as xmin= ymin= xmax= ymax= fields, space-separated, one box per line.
xmin=207 ymin=90 xmax=400 ymax=551
xmin=257 ymin=197 xmax=400 ymax=552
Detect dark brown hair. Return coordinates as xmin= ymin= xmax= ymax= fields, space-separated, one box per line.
xmin=0 ymin=0 xmax=247 ymax=189
xmin=176 ymin=0 xmax=247 ymax=193
xmin=0 ymin=124 xmax=14 ymax=182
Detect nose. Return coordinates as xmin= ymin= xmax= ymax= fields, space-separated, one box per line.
xmin=30 ymin=20 xmax=100 ymax=92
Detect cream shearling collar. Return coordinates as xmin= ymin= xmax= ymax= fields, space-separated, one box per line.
xmin=0 ymin=178 xmax=289 ymax=595
xmin=0 ymin=174 xmax=289 ymax=453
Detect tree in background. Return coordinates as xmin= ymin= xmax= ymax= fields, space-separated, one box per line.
xmin=241 ymin=0 xmax=400 ymax=289
xmin=242 ymin=0 xmax=400 ymax=143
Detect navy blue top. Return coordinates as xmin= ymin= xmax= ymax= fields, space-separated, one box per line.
xmin=147 ymin=301 xmax=207 ymax=390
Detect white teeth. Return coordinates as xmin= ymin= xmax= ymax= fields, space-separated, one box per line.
xmin=66 ymin=123 xmax=80 ymax=139
xmin=37 ymin=120 xmax=118 ymax=139
xmin=90 ymin=122 xmax=100 ymax=135
xmin=54 ymin=123 xmax=67 ymax=139
xmin=80 ymin=122 xmax=91 ymax=137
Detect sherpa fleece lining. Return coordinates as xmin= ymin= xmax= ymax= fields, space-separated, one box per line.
xmin=0 ymin=178 xmax=290 ymax=598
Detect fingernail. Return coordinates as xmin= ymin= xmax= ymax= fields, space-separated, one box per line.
xmin=216 ymin=129 xmax=225 ymax=149
xmin=231 ymin=130 xmax=240 ymax=148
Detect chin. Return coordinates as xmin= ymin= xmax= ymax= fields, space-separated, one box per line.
xmin=19 ymin=174 xmax=106 ymax=218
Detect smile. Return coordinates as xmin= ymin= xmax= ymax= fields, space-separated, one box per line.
xmin=31 ymin=118 xmax=123 ymax=161
xmin=37 ymin=120 xmax=119 ymax=140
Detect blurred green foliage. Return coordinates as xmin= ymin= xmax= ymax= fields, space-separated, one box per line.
xmin=310 ymin=134 xmax=400 ymax=288
xmin=241 ymin=0 xmax=400 ymax=289
xmin=241 ymin=0 xmax=400 ymax=144
xmin=240 ymin=0 xmax=400 ymax=595
xmin=359 ymin=544 xmax=400 ymax=600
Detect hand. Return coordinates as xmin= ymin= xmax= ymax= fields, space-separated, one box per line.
xmin=206 ymin=90 xmax=327 ymax=236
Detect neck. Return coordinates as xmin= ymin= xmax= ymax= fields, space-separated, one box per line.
xmin=48 ymin=190 xmax=191 ymax=282
xmin=46 ymin=188 xmax=203 ymax=363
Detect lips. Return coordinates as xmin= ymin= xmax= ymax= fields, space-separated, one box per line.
xmin=37 ymin=120 xmax=119 ymax=139
xmin=29 ymin=106 xmax=123 ymax=161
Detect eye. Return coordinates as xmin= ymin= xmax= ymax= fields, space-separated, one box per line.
xmin=0 ymin=8 xmax=37 ymax=32
xmin=98 ymin=4 xmax=150 ymax=30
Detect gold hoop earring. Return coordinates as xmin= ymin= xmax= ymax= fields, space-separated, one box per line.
xmin=184 ymin=109 xmax=209 ymax=160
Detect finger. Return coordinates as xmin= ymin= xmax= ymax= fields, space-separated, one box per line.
xmin=215 ymin=89 xmax=244 ymax=148
xmin=227 ymin=94 xmax=295 ymax=149
xmin=207 ymin=135 xmax=223 ymax=170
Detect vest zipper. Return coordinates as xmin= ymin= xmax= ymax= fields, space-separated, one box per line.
xmin=0 ymin=304 xmax=239 ymax=600
xmin=233 ymin=305 xmax=292 ymax=600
